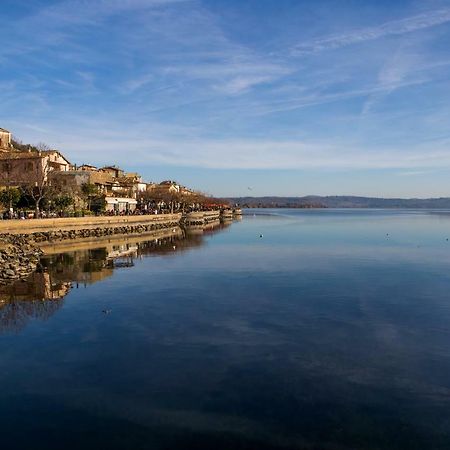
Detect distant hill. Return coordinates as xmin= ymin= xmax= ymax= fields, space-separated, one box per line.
xmin=225 ymin=196 xmax=450 ymax=209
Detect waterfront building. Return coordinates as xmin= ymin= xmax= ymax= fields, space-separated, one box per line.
xmin=49 ymin=169 xmax=115 ymax=194
xmin=99 ymin=165 xmax=124 ymax=178
xmin=111 ymin=173 xmax=147 ymax=199
xmin=77 ymin=164 xmax=98 ymax=172
xmin=0 ymin=149 xmax=71 ymax=187
xmin=159 ymin=180 xmax=181 ymax=193
xmin=0 ymin=128 xmax=12 ymax=151
xmin=104 ymin=196 xmax=137 ymax=213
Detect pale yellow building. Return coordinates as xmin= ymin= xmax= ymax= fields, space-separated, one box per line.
xmin=0 ymin=128 xmax=11 ymax=150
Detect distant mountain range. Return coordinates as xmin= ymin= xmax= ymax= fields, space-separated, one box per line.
xmin=225 ymin=196 xmax=450 ymax=209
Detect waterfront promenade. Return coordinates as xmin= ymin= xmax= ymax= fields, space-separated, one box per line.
xmin=0 ymin=213 xmax=182 ymax=235
xmin=0 ymin=209 xmax=240 ymax=235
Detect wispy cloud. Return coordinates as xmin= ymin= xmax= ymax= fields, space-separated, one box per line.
xmin=32 ymin=0 xmax=189 ymax=26
xmin=397 ymin=170 xmax=430 ymax=176
xmin=237 ymin=78 xmax=427 ymax=117
xmin=362 ymin=45 xmax=421 ymax=114
xmin=3 ymin=1 xmax=450 ymax=196
xmin=20 ymin=117 xmax=450 ymax=171
xmin=165 ymin=62 xmax=291 ymax=95
xmin=292 ymin=8 xmax=450 ymax=55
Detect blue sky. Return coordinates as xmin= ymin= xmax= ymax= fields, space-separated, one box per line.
xmin=1 ymin=0 xmax=450 ymax=197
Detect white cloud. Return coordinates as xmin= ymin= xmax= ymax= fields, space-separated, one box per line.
xmin=362 ymin=46 xmax=420 ymax=114
xmin=167 ymin=62 xmax=291 ymax=94
xmin=292 ymin=8 xmax=450 ymax=55
xmin=34 ymin=0 xmax=188 ymax=25
xmin=23 ymin=119 xmax=450 ymax=171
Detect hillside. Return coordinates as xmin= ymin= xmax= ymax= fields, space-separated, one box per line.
xmin=226 ymin=196 xmax=450 ymax=209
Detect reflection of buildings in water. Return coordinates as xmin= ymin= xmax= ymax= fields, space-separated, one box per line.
xmin=0 ymin=272 xmax=70 ymax=303
xmin=44 ymin=249 xmax=114 ymax=287
xmin=0 ymin=272 xmax=70 ymax=333
xmin=185 ymin=218 xmax=233 ymax=237
xmin=106 ymin=244 xmax=138 ymax=268
xmin=0 ymin=221 xmax=232 ymax=333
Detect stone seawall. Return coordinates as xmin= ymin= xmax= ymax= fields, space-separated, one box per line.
xmin=39 ymin=227 xmax=183 ymax=255
xmin=183 ymin=211 xmax=221 ymax=226
xmin=183 ymin=209 xmax=242 ymax=225
xmin=0 ymin=214 xmax=182 ymax=284
xmin=0 ymin=235 xmax=43 ymax=285
xmin=0 ymin=213 xmax=182 ymax=234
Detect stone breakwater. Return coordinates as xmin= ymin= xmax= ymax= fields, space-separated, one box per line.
xmin=30 ymin=220 xmax=181 ymax=243
xmin=0 ymin=234 xmax=43 ymax=285
xmin=0 ymin=216 xmax=181 ymax=285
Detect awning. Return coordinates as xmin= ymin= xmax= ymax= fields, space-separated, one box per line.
xmin=105 ymin=197 xmax=138 ymax=205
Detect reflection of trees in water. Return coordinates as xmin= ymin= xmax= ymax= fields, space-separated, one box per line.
xmin=0 ymin=296 xmax=64 ymax=334
xmin=0 ymin=272 xmax=69 ymax=333
xmin=0 ymin=221 xmax=232 ymax=333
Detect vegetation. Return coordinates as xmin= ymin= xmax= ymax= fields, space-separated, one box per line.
xmin=227 ymin=195 xmax=450 ymax=209
xmin=0 ymin=187 xmax=21 ymax=210
xmin=81 ymin=183 xmax=101 ymax=212
xmin=2 ymin=135 xmax=225 ymax=217
xmin=52 ymin=194 xmax=74 ymax=212
xmin=11 ymin=137 xmax=42 ymax=153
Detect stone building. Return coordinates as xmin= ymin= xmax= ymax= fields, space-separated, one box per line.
xmin=0 ymin=150 xmax=71 ymax=187
xmin=112 ymin=173 xmax=147 ymax=199
xmin=49 ymin=169 xmax=114 ymax=194
xmin=77 ymin=164 xmax=98 ymax=172
xmin=104 ymin=197 xmax=137 ymax=213
xmin=0 ymin=128 xmax=12 ymax=151
xmin=99 ymin=165 xmax=124 ymax=178
xmin=158 ymin=180 xmax=181 ymax=193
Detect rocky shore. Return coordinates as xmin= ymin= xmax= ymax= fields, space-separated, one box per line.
xmin=30 ymin=220 xmax=181 ymax=243
xmin=0 ymin=234 xmax=43 ymax=285
xmin=0 ymin=220 xmax=180 ymax=285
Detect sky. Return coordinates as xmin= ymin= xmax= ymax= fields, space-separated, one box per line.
xmin=1 ymin=0 xmax=450 ymax=198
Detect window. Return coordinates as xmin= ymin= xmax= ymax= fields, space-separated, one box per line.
xmin=2 ymin=162 xmax=11 ymax=172
xmin=25 ymin=162 xmax=34 ymax=171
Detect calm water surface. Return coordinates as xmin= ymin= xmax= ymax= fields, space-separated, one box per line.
xmin=2 ymin=209 xmax=450 ymax=449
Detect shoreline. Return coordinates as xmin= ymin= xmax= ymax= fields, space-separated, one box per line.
xmin=0 ymin=209 xmax=242 ymax=285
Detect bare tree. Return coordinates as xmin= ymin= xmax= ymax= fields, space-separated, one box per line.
xmin=23 ymin=160 xmax=54 ymax=218
xmin=18 ymin=143 xmax=55 ymax=218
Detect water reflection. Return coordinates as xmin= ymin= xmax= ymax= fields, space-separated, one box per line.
xmin=0 ymin=272 xmax=69 ymax=333
xmin=2 ymin=210 xmax=450 ymax=448
xmin=0 ymin=221 xmax=232 ymax=333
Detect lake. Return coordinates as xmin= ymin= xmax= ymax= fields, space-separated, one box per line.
xmin=1 ymin=209 xmax=450 ymax=449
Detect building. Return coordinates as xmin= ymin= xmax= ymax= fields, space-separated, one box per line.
xmin=158 ymin=180 xmax=181 ymax=193
xmin=104 ymin=196 xmax=137 ymax=213
xmin=112 ymin=173 xmax=147 ymax=199
xmin=77 ymin=164 xmax=98 ymax=172
xmin=0 ymin=129 xmax=11 ymax=151
xmin=99 ymin=165 xmax=124 ymax=178
xmin=49 ymin=169 xmax=114 ymax=194
xmin=0 ymin=150 xmax=71 ymax=187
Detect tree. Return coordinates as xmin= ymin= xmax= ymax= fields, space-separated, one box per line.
xmin=142 ymin=187 xmax=175 ymax=213
xmin=81 ymin=183 xmax=99 ymax=211
xmin=20 ymin=145 xmax=55 ymax=218
xmin=53 ymin=194 xmax=74 ymax=214
xmin=0 ymin=187 xmax=21 ymax=211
